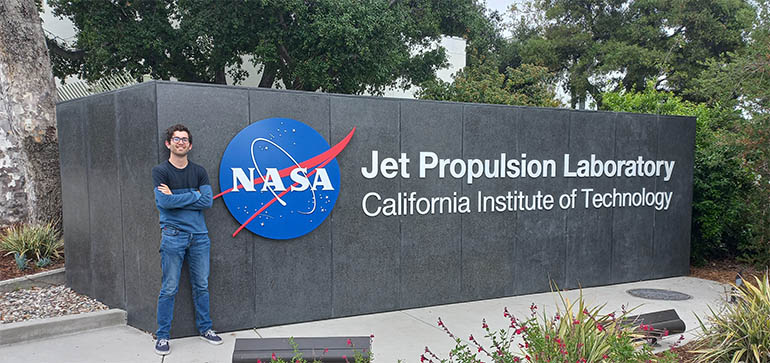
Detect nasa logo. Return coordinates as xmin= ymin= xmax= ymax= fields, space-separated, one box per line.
xmin=217 ymin=118 xmax=355 ymax=239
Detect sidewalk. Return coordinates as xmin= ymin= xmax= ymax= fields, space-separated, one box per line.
xmin=0 ymin=276 xmax=728 ymax=363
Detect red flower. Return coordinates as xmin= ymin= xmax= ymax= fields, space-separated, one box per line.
xmin=271 ymin=352 xmax=277 ymax=361
xmin=370 ymin=334 xmax=375 ymax=338
xmin=347 ymin=338 xmax=352 ymax=346
xmin=573 ymin=319 xmax=580 ymax=325
xmin=324 ymin=348 xmax=329 ymax=353
xmin=421 ymin=355 xmax=427 ymax=362
xmin=596 ymin=323 xmax=604 ymax=331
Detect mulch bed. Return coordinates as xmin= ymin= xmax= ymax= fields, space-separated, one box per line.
xmin=0 ymin=253 xmax=65 ymax=281
xmin=658 ymin=341 xmax=700 ymax=362
xmin=689 ymin=258 xmax=768 ymax=285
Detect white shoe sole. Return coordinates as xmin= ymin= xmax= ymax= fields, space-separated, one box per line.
xmin=200 ymin=335 xmax=223 ymax=345
xmin=154 ymin=348 xmax=170 ymax=356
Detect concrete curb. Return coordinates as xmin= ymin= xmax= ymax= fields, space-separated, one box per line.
xmin=0 ymin=267 xmax=66 ymax=292
xmin=0 ymin=309 xmax=127 ymax=346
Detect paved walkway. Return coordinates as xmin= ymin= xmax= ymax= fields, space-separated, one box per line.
xmin=0 ymin=277 xmax=728 ymax=363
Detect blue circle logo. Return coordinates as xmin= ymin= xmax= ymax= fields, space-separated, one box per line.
xmin=218 ymin=118 xmax=353 ymax=239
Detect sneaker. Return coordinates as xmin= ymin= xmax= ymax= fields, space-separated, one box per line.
xmin=154 ymin=338 xmax=170 ymax=355
xmin=200 ymin=329 xmax=223 ymax=345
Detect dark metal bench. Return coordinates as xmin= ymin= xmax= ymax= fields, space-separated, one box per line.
xmin=622 ymin=309 xmax=686 ymax=344
xmin=232 ymin=336 xmax=371 ymax=363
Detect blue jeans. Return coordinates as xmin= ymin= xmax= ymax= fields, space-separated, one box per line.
xmin=156 ymin=227 xmax=212 ymax=339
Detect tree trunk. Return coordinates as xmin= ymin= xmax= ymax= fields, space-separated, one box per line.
xmin=215 ymin=67 xmax=227 ymax=84
xmin=258 ymin=61 xmax=277 ymax=88
xmin=0 ymin=0 xmax=62 ymax=230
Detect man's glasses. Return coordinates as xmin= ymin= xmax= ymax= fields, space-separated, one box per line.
xmin=171 ymin=137 xmax=189 ymax=144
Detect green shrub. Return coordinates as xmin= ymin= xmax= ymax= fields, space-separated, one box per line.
xmin=692 ymin=273 xmax=770 ymax=362
xmin=0 ymin=222 xmax=63 ymax=270
xmin=602 ymin=83 xmax=760 ymax=265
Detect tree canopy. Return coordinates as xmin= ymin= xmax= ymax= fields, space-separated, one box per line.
xmin=47 ymin=0 xmax=493 ymax=94
xmin=514 ymin=0 xmax=756 ymax=108
xmin=418 ymin=52 xmax=560 ymax=107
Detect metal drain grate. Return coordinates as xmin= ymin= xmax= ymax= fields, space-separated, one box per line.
xmin=626 ymin=288 xmax=692 ymax=300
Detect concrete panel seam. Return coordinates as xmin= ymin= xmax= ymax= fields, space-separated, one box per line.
xmin=155 ymin=82 xmax=161 ymax=164
xmin=329 ymin=95 xmax=334 ymax=317
xmin=565 ymin=112 xmax=572 ymax=285
xmin=459 ymin=104 xmax=465 ymax=294
xmin=83 ymin=101 xmax=94 ymax=298
xmin=652 ymin=114 xmax=660 ymax=270
xmin=115 ymin=92 xmax=128 ymax=309
xmin=610 ymin=114 xmax=617 ymax=282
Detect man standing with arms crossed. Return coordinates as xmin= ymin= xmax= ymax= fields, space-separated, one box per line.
xmin=152 ymin=124 xmax=222 ymax=355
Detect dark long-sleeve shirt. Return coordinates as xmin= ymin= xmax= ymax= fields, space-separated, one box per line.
xmin=152 ymin=160 xmax=213 ymax=234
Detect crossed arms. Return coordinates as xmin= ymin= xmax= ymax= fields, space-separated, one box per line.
xmin=154 ymin=184 xmax=213 ymax=210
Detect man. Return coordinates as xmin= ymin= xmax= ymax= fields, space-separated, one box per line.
xmin=151 ymin=124 xmax=222 ymax=356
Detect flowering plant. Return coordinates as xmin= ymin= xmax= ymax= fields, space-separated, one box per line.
xmin=423 ymin=288 xmax=682 ymax=362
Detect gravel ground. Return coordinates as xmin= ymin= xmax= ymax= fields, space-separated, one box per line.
xmin=0 ymin=285 xmax=108 ymax=324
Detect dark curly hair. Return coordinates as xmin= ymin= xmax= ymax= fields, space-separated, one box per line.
xmin=165 ymin=124 xmax=192 ymax=144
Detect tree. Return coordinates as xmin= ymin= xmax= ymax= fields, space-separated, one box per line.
xmin=47 ymin=0 xmax=493 ymax=94
xmin=694 ymin=1 xmax=769 ymax=118
xmin=516 ymin=0 xmax=755 ymax=108
xmin=691 ymin=0 xmax=770 ymax=265
xmin=0 ymin=0 xmax=61 ymax=229
xmin=418 ymin=52 xmax=560 ymax=107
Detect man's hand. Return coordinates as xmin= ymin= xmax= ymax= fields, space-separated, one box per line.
xmin=158 ymin=184 xmax=172 ymax=195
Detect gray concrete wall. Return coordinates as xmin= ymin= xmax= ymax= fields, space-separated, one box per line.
xmin=57 ymin=81 xmax=695 ymax=338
